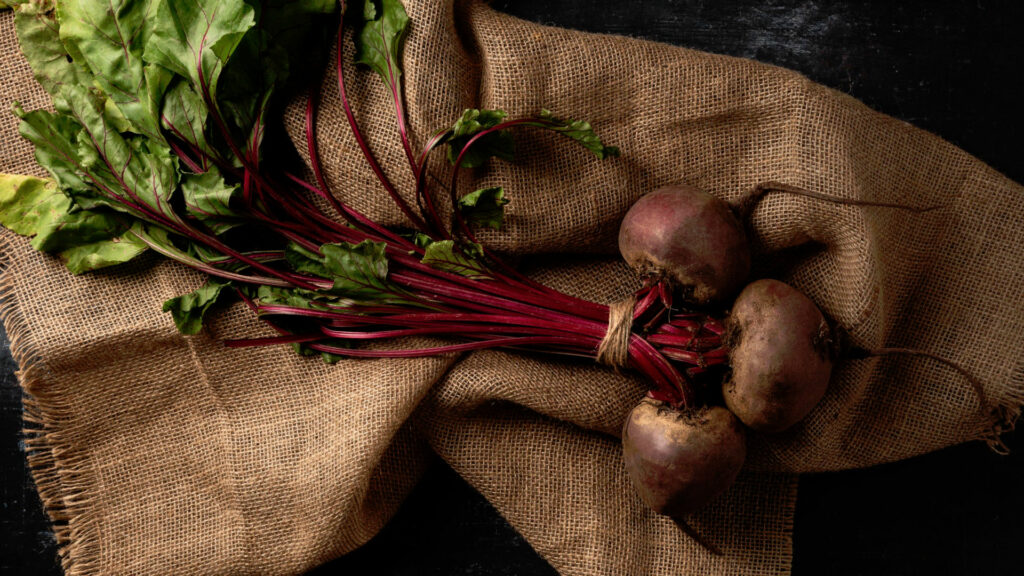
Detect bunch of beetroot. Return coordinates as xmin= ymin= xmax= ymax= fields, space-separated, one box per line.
xmin=0 ymin=0 xmax=984 ymax=558
xmin=614 ymin=175 xmax=993 ymax=554
xmin=617 ymin=184 xmax=834 ymax=549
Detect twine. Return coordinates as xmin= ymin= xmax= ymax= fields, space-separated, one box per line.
xmin=596 ymin=297 xmax=636 ymax=370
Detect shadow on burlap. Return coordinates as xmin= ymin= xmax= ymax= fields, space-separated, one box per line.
xmin=2 ymin=1 xmax=1023 ymax=575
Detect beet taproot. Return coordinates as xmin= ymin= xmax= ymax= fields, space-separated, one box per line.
xmin=618 ymin=184 xmax=751 ymax=305
xmin=723 ymin=279 xmax=834 ymax=433
xmin=622 ymin=397 xmax=747 ymax=517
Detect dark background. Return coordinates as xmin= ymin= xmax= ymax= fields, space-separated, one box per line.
xmin=3 ymin=1 xmax=1023 ymax=574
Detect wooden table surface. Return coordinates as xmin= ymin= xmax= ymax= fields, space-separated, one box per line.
xmin=3 ymin=1 xmax=1023 ymax=574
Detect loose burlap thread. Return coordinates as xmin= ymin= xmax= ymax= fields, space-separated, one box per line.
xmin=2 ymin=1 xmax=1023 ymax=574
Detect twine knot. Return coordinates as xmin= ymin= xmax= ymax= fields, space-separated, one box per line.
xmin=597 ymin=297 xmax=636 ymax=370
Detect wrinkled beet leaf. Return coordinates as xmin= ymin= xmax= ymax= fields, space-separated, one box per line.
xmin=2 ymin=0 xmax=651 ymax=387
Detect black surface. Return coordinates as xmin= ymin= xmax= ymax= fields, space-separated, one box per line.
xmin=3 ymin=1 xmax=1024 ymax=575
xmin=1 ymin=324 xmax=60 ymax=575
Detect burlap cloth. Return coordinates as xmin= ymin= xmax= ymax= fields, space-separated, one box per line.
xmin=2 ymin=1 xmax=1023 ymax=574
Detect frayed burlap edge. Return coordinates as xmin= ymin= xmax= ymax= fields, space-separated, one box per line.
xmin=982 ymin=378 xmax=1024 ymax=455
xmin=0 ymin=231 xmax=99 ymax=576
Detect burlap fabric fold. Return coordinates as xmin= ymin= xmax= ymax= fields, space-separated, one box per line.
xmin=2 ymin=1 xmax=1023 ymax=574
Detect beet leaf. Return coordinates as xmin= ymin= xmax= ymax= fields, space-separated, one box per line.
xmin=353 ymin=0 xmax=409 ymax=95
xmin=445 ymin=109 xmax=515 ymax=168
xmin=143 ymin=0 xmax=254 ymax=106
xmin=161 ymin=77 xmax=215 ymax=164
xmin=11 ymin=0 xmax=93 ymax=105
xmin=57 ymin=0 xmax=172 ymax=140
xmin=420 ymin=240 xmax=492 ymax=280
xmin=181 ymin=168 xmax=242 ymax=234
xmin=0 ymin=174 xmax=147 ymax=273
xmin=218 ymin=0 xmax=335 ymax=135
xmin=58 ymin=83 xmax=181 ymax=224
xmin=162 ymin=279 xmax=233 ymax=335
xmin=457 ymin=187 xmax=509 ymax=230
xmin=284 ymin=240 xmax=414 ymax=304
xmin=536 ymin=109 xmax=621 ymax=159
xmin=13 ymin=105 xmax=92 ymax=195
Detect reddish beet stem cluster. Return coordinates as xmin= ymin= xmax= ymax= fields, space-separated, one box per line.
xmin=148 ymin=8 xmax=734 ymax=407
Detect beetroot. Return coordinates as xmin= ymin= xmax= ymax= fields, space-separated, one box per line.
xmin=618 ymin=185 xmax=751 ymax=305
xmin=622 ymin=397 xmax=747 ymax=517
xmin=723 ymin=279 xmax=834 ymax=433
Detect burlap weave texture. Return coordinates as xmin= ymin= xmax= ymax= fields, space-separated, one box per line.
xmin=3 ymin=1 xmax=1024 ymax=575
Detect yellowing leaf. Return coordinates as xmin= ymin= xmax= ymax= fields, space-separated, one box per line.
xmin=0 ymin=173 xmax=66 ymax=236
xmin=0 ymin=173 xmax=147 ymax=273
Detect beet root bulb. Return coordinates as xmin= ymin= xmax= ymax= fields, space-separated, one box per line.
xmin=618 ymin=184 xmax=751 ymax=304
xmin=622 ymin=398 xmax=747 ymax=517
xmin=723 ymin=279 xmax=834 ymax=433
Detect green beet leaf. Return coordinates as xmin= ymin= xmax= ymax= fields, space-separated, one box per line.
xmin=160 ymin=77 xmax=214 ymax=161
xmin=446 ymin=109 xmax=515 ymax=168
xmin=421 ymin=240 xmax=491 ymax=280
xmin=217 ymin=0 xmax=335 ymax=136
xmin=130 ymin=222 xmax=256 ymax=278
xmin=60 ymin=83 xmax=181 ymax=223
xmin=291 ymin=341 xmax=348 ymax=364
xmin=216 ymin=33 xmax=285 ymax=137
xmin=253 ymin=284 xmax=321 ymax=310
xmin=57 ymin=0 xmax=171 ymax=139
xmin=12 ymin=0 xmax=93 ymax=105
xmin=162 ymin=279 xmax=233 ymax=335
xmin=129 ymin=221 xmax=205 ymax=265
xmin=537 ymin=109 xmax=621 ymax=159
xmin=181 ymin=167 xmax=241 ymax=234
xmin=409 ymin=231 xmax=431 ymax=247
xmin=458 ymin=186 xmax=509 ymax=230
xmin=285 ymin=240 xmax=407 ymax=303
xmin=58 ymin=233 xmax=148 ymax=275
xmin=143 ymin=0 xmax=255 ymax=105
xmin=103 ymin=97 xmax=135 ymax=134
xmin=13 ymin=104 xmax=93 ymax=194
xmin=0 ymin=173 xmax=148 ymax=273
xmin=353 ymin=0 xmax=409 ymax=92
